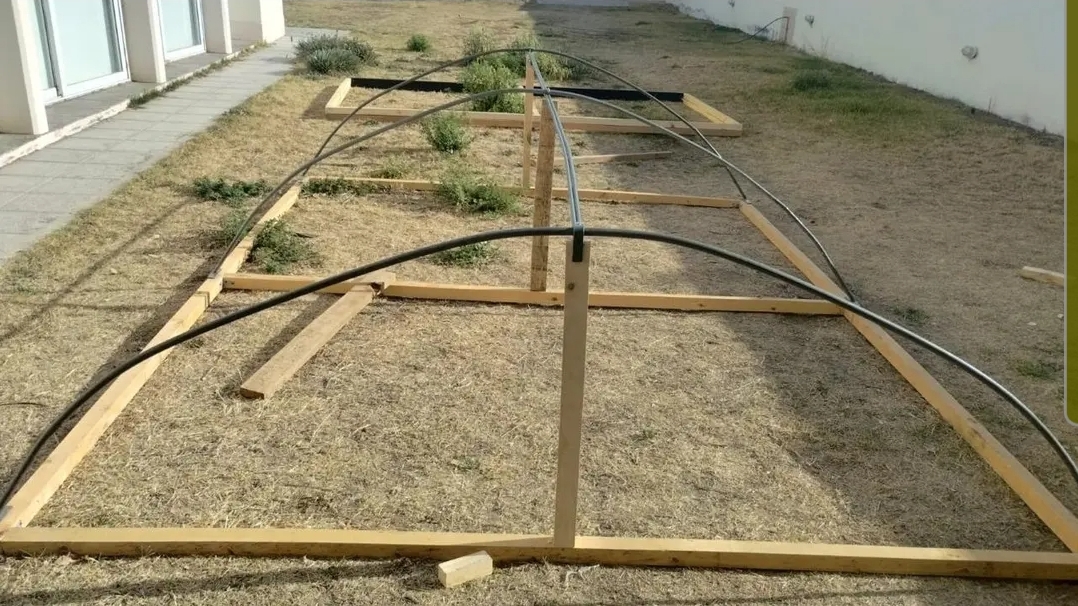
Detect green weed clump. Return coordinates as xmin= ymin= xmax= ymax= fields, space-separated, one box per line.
xmin=368 ymin=158 xmax=409 ymax=179
xmin=459 ymin=61 xmax=523 ymax=113
xmin=302 ymin=177 xmax=387 ymax=196
xmin=422 ymin=113 xmax=471 ymax=153
xmin=250 ymin=219 xmax=318 ymax=274
xmin=461 ymin=28 xmax=497 ymax=63
xmin=431 ymin=242 xmax=500 ymax=268
xmin=193 ymin=177 xmax=271 ymax=206
xmin=406 ymin=33 xmax=431 ymax=52
xmin=436 ymin=167 xmax=520 ymax=215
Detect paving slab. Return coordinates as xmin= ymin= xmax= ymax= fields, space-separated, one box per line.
xmin=0 ymin=34 xmax=310 ymax=264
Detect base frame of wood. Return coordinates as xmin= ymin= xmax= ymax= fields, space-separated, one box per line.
xmin=1 ymin=103 xmax=1074 ymax=583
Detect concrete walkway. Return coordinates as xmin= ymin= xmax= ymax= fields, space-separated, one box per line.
xmin=0 ymin=38 xmax=298 ymax=263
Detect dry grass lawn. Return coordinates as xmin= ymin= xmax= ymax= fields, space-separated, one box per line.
xmin=1 ymin=1 xmax=1074 ymax=604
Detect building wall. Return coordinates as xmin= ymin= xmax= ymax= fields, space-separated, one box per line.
xmin=669 ymin=0 xmax=1065 ymax=135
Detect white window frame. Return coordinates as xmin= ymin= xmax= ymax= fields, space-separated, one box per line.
xmin=158 ymin=0 xmax=207 ymax=62
xmin=37 ymin=0 xmax=131 ymax=103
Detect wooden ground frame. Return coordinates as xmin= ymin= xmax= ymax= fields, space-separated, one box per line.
xmin=323 ymin=76 xmax=743 ymax=136
xmin=1 ymin=76 xmax=1077 ymax=584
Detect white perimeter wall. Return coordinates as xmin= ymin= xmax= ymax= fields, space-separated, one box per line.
xmin=670 ymin=0 xmax=1065 ymax=134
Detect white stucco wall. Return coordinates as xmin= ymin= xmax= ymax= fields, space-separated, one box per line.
xmin=670 ymin=0 xmax=1065 ymax=134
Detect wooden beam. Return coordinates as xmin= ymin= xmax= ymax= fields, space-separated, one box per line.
xmin=325 ymin=78 xmax=352 ymax=112
xmin=303 ymin=177 xmax=740 ymax=208
xmin=1019 ymin=266 xmax=1064 ymax=287
xmin=0 ymin=185 xmax=303 ymax=533
xmin=740 ymin=202 xmax=1078 ymax=552
xmin=554 ymin=241 xmax=590 ymax=547
xmin=221 ymin=272 xmax=393 ymax=295
xmin=521 ymin=61 xmax=535 ymax=190
xmin=682 ymin=93 xmax=738 ymax=125
xmin=238 ymin=289 xmax=378 ymax=400
xmin=3 ymin=527 xmax=1077 ymax=580
xmin=437 ymin=551 xmax=494 ymax=587
xmin=531 ymin=103 xmax=556 ymax=292
xmin=324 ymin=105 xmax=742 ymax=136
xmin=226 ymin=276 xmax=843 ymax=314
xmin=565 ymin=151 xmax=674 ymax=165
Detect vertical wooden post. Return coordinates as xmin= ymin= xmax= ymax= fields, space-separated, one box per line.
xmin=521 ymin=59 xmax=535 ymax=189
xmin=529 ymin=102 xmax=555 ymax=291
xmin=553 ymin=240 xmax=590 ymax=547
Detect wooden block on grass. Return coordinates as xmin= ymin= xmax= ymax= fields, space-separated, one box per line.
xmin=238 ymin=289 xmax=375 ymax=400
xmin=437 ymin=551 xmax=494 ymax=588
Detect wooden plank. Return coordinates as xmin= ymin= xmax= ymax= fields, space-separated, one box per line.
xmin=554 ymin=241 xmax=590 ymax=547
xmin=437 ymin=551 xmax=494 ymax=587
xmin=566 ymin=151 xmax=674 ymax=165
xmin=238 ymin=289 xmax=377 ymax=400
xmin=324 ymin=105 xmax=742 ymax=136
xmin=0 ymin=185 xmax=303 ymax=532
xmin=531 ymin=103 xmax=556 ymax=291
xmin=225 ymin=276 xmax=844 ymax=314
xmin=4 ymin=527 xmax=1078 ymax=580
xmin=305 ymin=177 xmax=740 ymax=208
xmin=325 ymin=78 xmax=352 ymax=111
xmin=682 ymin=93 xmax=738 ymax=125
xmin=521 ymin=61 xmax=535 ymax=190
xmin=222 ymin=272 xmax=393 ymax=295
xmin=740 ymin=202 xmax=1078 ymax=552
xmin=1019 ymin=266 xmax=1064 ymax=287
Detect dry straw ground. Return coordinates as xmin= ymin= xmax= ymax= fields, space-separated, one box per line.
xmin=1 ymin=1 xmax=1074 ymax=604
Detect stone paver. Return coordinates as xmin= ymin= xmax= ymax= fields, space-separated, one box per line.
xmin=0 ymin=36 xmax=303 ymax=263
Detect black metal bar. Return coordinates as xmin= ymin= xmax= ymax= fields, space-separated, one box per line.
xmin=348 ymin=77 xmax=684 ymax=102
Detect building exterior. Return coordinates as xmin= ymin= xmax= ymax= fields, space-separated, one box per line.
xmin=670 ymin=0 xmax=1064 ymax=135
xmin=0 ymin=0 xmax=286 ymax=135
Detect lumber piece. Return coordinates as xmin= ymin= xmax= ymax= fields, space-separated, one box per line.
xmin=325 ymin=78 xmax=352 ymax=111
xmin=531 ymin=103 xmax=556 ymax=291
xmin=554 ymin=242 xmax=590 ymax=547
xmin=225 ymin=276 xmax=843 ymax=314
xmin=437 ymin=551 xmax=494 ymax=588
xmin=740 ymin=202 xmax=1078 ymax=552
xmin=0 ymin=185 xmax=303 ymax=533
xmin=521 ymin=61 xmax=535 ymax=189
xmin=1019 ymin=266 xmax=1064 ymax=287
xmin=222 ymin=272 xmax=394 ymax=295
xmin=239 ymin=289 xmax=377 ymax=400
xmin=682 ymin=93 xmax=737 ymax=125
xmin=303 ymin=177 xmax=740 ymax=208
xmin=324 ymin=105 xmax=742 ymax=136
xmin=565 ymin=151 xmax=674 ymax=165
xmin=4 ymin=527 xmax=1078 ymax=580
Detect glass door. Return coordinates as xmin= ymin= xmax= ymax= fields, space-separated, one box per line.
xmin=37 ymin=0 xmax=129 ymax=100
xmin=158 ymin=0 xmax=205 ymax=61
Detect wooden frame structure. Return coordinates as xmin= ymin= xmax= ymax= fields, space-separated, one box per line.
xmin=323 ymin=77 xmax=743 ymax=136
xmin=2 ymin=78 xmax=1077 ymax=584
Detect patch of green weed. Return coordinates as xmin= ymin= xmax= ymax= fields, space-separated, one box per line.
xmin=430 ymin=242 xmax=500 ymax=268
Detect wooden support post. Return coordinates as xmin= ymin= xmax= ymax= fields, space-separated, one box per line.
xmin=554 ymin=240 xmax=590 ymax=547
xmin=522 ymin=60 xmax=535 ymax=190
xmin=530 ymin=102 xmax=556 ymax=291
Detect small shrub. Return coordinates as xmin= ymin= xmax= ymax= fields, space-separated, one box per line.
xmin=431 ymin=242 xmax=499 ymax=268
xmin=502 ymin=33 xmax=571 ymax=81
xmin=306 ymin=48 xmax=361 ymax=75
xmin=462 ymin=28 xmax=496 ymax=62
xmin=251 ymin=218 xmax=317 ymax=274
xmin=460 ymin=61 xmax=523 ymax=113
xmin=193 ymin=177 xmax=271 ymax=206
xmin=436 ymin=167 xmax=520 ymax=215
xmin=406 ymin=33 xmax=431 ymax=52
xmin=302 ymin=177 xmax=388 ymax=196
xmin=422 ymin=113 xmax=470 ymax=153
xmin=368 ymin=158 xmax=409 ymax=179
xmin=296 ymin=34 xmax=377 ymax=63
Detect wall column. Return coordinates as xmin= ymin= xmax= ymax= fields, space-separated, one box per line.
xmin=120 ymin=0 xmax=167 ymax=84
xmin=229 ymin=0 xmax=285 ymax=44
xmin=203 ymin=0 xmax=233 ymax=54
xmin=0 ymin=0 xmax=48 ymax=135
